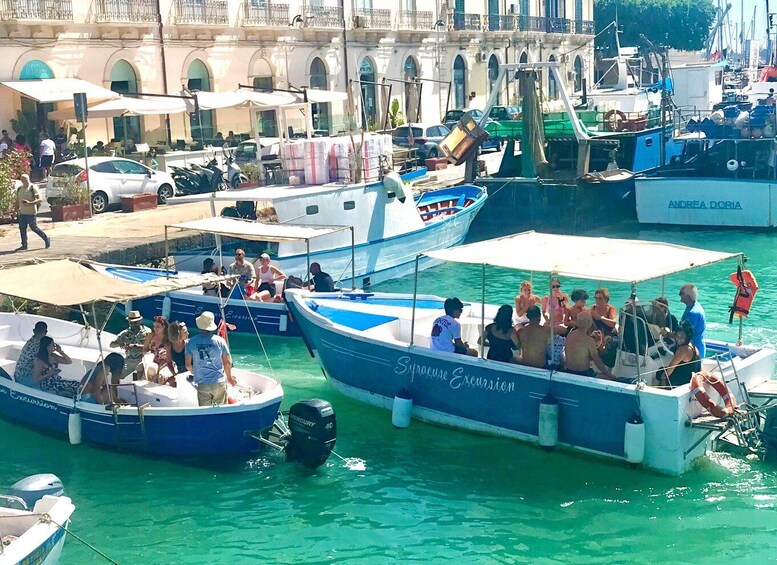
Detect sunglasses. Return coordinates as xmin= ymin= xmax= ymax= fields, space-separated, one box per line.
xmin=235 ymin=253 xmax=245 ymax=257
xmin=552 ymin=284 xmax=561 ymax=289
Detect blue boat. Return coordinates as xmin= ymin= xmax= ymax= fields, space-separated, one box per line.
xmin=285 ymin=232 xmax=777 ymax=475
xmin=0 ymin=260 xmax=283 ymax=456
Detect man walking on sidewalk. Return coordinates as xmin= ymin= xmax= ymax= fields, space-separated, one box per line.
xmin=14 ymin=174 xmax=50 ymax=251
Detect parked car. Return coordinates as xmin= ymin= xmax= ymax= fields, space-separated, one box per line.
xmin=442 ymin=109 xmax=502 ymax=152
xmin=233 ymin=138 xmax=280 ymax=165
xmin=46 ymin=157 xmax=176 ymax=213
xmin=391 ymin=123 xmax=451 ymax=161
xmin=489 ymin=105 xmax=522 ymax=121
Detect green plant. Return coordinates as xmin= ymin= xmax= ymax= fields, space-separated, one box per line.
xmin=240 ymin=164 xmax=262 ymax=182
xmin=10 ymin=109 xmax=40 ymax=156
xmin=388 ymin=99 xmax=406 ymax=128
xmin=53 ymin=176 xmax=90 ymax=206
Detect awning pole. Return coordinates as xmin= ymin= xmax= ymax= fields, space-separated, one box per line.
xmin=548 ymin=273 xmax=555 ymax=367
xmin=661 ymin=276 xmax=665 ymax=297
xmin=306 ymin=239 xmax=311 ymax=284
xmin=350 ymin=226 xmax=355 ymax=289
xmin=630 ymin=284 xmax=643 ymax=383
xmin=410 ymin=254 xmax=420 ymax=346
xmin=480 ymin=263 xmax=486 ymax=358
xmin=164 ymin=226 xmax=170 ymax=277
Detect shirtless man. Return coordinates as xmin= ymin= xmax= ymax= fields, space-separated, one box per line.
xmin=565 ymin=289 xmax=589 ymax=328
xmin=563 ymin=312 xmax=613 ymax=379
xmin=516 ymin=306 xmax=549 ymax=368
xmin=514 ymin=281 xmax=541 ymax=324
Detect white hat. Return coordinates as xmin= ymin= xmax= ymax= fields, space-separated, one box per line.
xmin=259 ymin=253 xmax=271 ymax=260
xmin=195 ymin=311 xmax=217 ymax=331
xmin=126 ymin=310 xmax=142 ymax=322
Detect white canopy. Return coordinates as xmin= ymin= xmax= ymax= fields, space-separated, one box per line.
xmin=0 ymin=78 xmax=119 ymax=103
xmin=169 ymin=217 xmax=351 ymax=242
xmin=48 ymin=95 xmax=187 ymax=120
xmin=304 ymin=89 xmax=348 ymax=104
xmin=424 ymin=231 xmax=740 ymax=284
xmin=188 ymin=89 xmax=302 ymax=111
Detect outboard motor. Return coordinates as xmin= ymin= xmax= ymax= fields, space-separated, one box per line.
xmin=7 ymin=474 xmax=64 ymax=509
xmin=286 ymin=399 xmax=336 ymax=468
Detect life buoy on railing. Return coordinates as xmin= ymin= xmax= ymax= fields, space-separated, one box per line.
xmin=728 ymin=266 xmax=759 ymax=323
xmin=604 ymin=109 xmax=628 ymax=132
xmin=690 ymin=371 xmax=737 ymax=419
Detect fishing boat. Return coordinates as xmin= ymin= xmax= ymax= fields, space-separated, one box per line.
xmin=0 ymin=474 xmax=75 ymax=565
xmin=0 ymin=259 xmax=283 ymax=456
xmin=285 ymin=232 xmax=777 ymax=475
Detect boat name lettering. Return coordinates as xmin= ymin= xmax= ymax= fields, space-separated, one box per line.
xmin=668 ymin=200 xmax=742 ymax=210
xmin=394 ymin=356 xmax=448 ymax=382
xmin=1 ymin=388 xmax=60 ymax=411
xmin=449 ymin=368 xmax=515 ymax=394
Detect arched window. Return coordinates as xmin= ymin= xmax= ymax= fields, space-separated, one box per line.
xmin=403 ymin=56 xmax=419 ymax=121
xmin=19 ymin=60 xmax=54 ymax=80
xmin=187 ymin=59 xmax=214 ymax=144
xmin=488 ymin=54 xmax=500 ymax=100
xmin=110 ymin=60 xmax=141 ymax=146
xmin=573 ymin=56 xmax=583 ymax=93
xmin=359 ymin=57 xmax=377 ymax=129
xmin=453 ymin=55 xmax=466 ymax=109
xmin=519 ymin=51 xmax=529 ymax=64
xmin=19 ymin=60 xmax=55 ymax=135
xmin=309 ymin=57 xmax=330 ymax=133
xmin=252 ymin=59 xmax=277 ymax=137
xmin=548 ymin=55 xmax=558 ymax=100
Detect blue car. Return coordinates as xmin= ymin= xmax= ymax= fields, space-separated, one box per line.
xmin=442 ymin=109 xmax=503 ymax=152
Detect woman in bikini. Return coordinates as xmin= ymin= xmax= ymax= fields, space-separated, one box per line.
xmin=590 ymin=287 xmax=618 ymax=342
xmin=143 ymin=316 xmax=174 ymax=382
xmin=542 ymin=278 xmax=570 ymax=331
xmin=168 ymin=321 xmax=189 ymax=375
xmin=514 ymin=281 xmax=541 ymax=325
xmin=254 ymin=253 xmax=287 ymax=303
xmin=480 ymin=305 xmax=519 ymax=363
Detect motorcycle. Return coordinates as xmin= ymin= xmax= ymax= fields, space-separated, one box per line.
xmin=223 ymin=149 xmax=248 ymax=189
xmin=171 ymin=158 xmax=227 ymax=196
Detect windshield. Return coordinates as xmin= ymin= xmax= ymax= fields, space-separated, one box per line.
xmin=444 ymin=111 xmax=464 ymax=122
xmin=51 ymin=164 xmax=84 ymax=177
xmin=393 ymin=127 xmax=423 ymax=138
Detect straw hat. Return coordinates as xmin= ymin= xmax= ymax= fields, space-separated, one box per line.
xmin=195 ymin=311 xmax=217 ymax=332
xmin=126 ymin=310 xmax=142 ymax=322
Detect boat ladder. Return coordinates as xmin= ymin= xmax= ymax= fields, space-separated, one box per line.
xmin=109 ymin=383 xmax=150 ymax=445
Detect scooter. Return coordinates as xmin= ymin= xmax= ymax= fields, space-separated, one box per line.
xmin=223 ymin=150 xmax=248 ymax=189
xmin=170 ymin=158 xmax=226 ymax=195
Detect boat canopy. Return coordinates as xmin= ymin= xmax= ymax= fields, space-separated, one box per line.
xmin=424 ymin=231 xmax=740 ymax=284
xmin=0 ymin=259 xmax=227 ymax=306
xmin=169 ymin=217 xmax=351 ymax=242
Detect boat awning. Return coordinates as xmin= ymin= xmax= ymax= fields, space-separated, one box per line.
xmin=0 ymin=78 xmax=119 ymax=103
xmin=169 ymin=217 xmax=351 ymax=242
xmin=48 ymin=96 xmax=187 ymax=120
xmin=0 ymin=259 xmax=227 ymax=306
xmin=424 ymin=231 xmax=740 ymax=284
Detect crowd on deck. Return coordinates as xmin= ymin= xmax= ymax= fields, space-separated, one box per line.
xmin=430 ymin=280 xmax=706 ymax=388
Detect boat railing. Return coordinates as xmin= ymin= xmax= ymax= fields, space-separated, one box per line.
xmin=673 ymin=106 xmax=777 ymax=141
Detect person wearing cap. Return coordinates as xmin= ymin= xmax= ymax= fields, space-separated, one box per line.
xmin=13 ymin=321 xmax=48 ymax=387
xmin=228 ymin=249 xmax=256 ymax=297
xmin=254 ymin=252 xmax=286 ymax=302
xmin=110 ymin=311 xmax=151 ymax=377
xmin=185 ymin=312 xmax=235 ymax=406
xmin=430 ymin=297 xmax=477 ymax=356
xmin=14 ymin=173 xmax=50 ymax=252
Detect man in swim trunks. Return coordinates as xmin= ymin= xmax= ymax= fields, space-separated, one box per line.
xmin=516 ymin=306 xmax=550 ymax=368
xmin=563 ymin=312 xmax=614 ymax=379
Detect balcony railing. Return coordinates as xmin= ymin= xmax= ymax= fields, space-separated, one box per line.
xmin=243 ymin=2 xmax=288 ymax=26
xmin=449 ymin=12 xmax=481 ymax=31
xmin=574 ymin=19 xmax=594 ymax=35
xmin=396 ymin=9 xmax=432 ymax=30
xmin=175 ymin=0 xmax=228 ymax=24
xmin=354 ymin=8 xmax=390 ymax=29
xmin=94 ymin=0 xmax=157 ymax=22
xmin=547 ymin=17 xmax=569 ymax=33
xmin=517 ymin=15 xmax=546 ymax=32
xmin=303 ymin=5 xmax=342 ymax=28
xmin=486 ymin=14 xmax=515 ymax=31
xmin=0 ymin=0 xmax=72 ymax=20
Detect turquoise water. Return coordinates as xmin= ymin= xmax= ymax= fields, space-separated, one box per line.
xmin=3 ymin=225 xmax=777 ymax=563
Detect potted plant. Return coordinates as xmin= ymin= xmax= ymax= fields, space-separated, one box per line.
xmin=49 ymin=177 xmax=91 ymax=222
xmin=121 ymin=192 xmax=158 ymax=213
xmin=238 ymin=164 xmax=262 ymax=188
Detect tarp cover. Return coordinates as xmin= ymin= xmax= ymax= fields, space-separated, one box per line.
xmin=170 ymin=217 xmax=349 ymax=242
xmin=424 ymin=231 xmax=739 ymax=284
xmin=0 ymin=78 xmax=119 ymax=103
xmin=0 ymin=259 xmax=226 ymax=306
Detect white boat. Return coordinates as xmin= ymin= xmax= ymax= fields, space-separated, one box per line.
xmin=0 ymin=474 xmax=75 ymax=565
xmin=285 ymin=232 xmax=777 ymax=475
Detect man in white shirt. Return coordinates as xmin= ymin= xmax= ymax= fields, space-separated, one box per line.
xmin=429 ymin=297 xmax=477 ymax=356
xmin=39 ymin=134 xmax=56 ymax=177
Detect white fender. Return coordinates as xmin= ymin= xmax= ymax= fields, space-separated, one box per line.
xmin=391 ymin=389 xmax=413 ymax=428
xmin=383 ymin=171 xmax=407 ymax=203
xmin=162 ymin=295 xmax=172 ymax=319
xmin=538 ymin=394 xmax=558 ymax=451
xmin=68 ymin=411 xmax=82 ymax=445
xmin=624 ymin=413 xmax=645 ymax=464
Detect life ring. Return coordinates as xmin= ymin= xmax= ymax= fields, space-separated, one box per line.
xmin=728 ymin=266 xmax=758 ymax=322
xmin=690 ymin=371 xmax=737 ymax=419
xmin=604 ymin=109 xmax=627 ymax=132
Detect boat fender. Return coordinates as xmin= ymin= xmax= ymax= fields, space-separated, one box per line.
xmin=726 ymin=159 xmax=739 ymax=172
xmin=538 ymin=394 xmax=558 ymax=451
xmin=690 ymin=371 xmax=737 ymax=419
xmin=68 ymin=410 xmax=82 ymax=445
xmin=728 ymin=266 xmax=759 ymax=323
xmin=623 ymin=413 xmax=645 ymax=465
xmin=162 ymin=295 xmax=172 ymax=320
xmin=391 ymin=388 xmax=413 ymax=428
xmin=383 ymin=171 xmax=407 ymax=203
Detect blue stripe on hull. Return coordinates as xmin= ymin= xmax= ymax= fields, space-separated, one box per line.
xmin=0 ymin=383 xmax=280 ymax=455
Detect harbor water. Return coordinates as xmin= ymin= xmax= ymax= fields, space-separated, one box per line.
xmin=3 ymin=225 xmax=777 ymax=563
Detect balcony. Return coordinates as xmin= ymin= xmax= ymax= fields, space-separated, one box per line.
xmin=303 ymin=5 xmax=342 ymax=28
xmin=574 ymin=19 xmax=594 ymax=35
xmin=94 ymin=0 xmax=157 ymax=23
xmin=396 ymin=10 xmax=432 ymax=30
xmin=242 ymin=2 xmax=288 ymax=26
xmin=449 ymin=12 xmax=481 ymax=31
xmin=486 ymin=14 xmax=515 ymax=32
xmin=175 ymin=0 xmax=228 ymax=25
xmin=353 ymin=8 xmax=391 ymax=29
xmin=0 ymin=0 xmax=73 ymax=20
xmin=517 ymin=15 xmax=546 ymax=32
xmin=547 ymin=17 xmax=570 ymax=33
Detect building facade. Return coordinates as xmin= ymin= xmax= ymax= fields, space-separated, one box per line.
xmin=0 ymin=0 xmax=594 ymax=145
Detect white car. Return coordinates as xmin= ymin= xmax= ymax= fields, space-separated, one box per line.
xmin=46 ymin=157 xmax=176 ymax=213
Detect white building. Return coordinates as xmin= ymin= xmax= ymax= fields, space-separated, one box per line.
xmin=0 ymin=0 xmax=594 ymax=145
